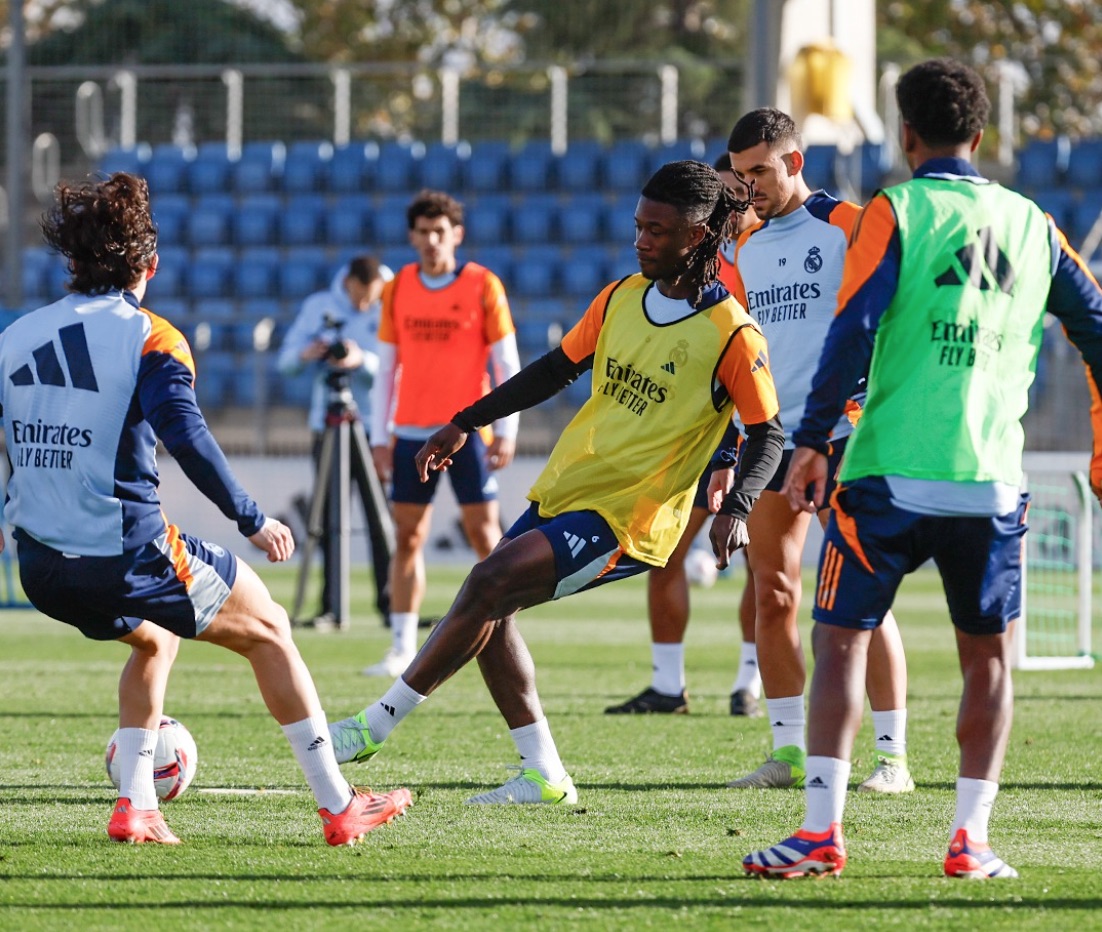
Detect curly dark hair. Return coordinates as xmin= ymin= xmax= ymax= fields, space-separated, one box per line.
xmin=896 ymin=58 xmax=990 ymax=148
xmin=641 ymin=160 xmax=744 ymax=306
xmin=41 ymin=172 xmax=157 ymax=295
xmin=406 ymin=189 xmax=464 ymax=229
xmin=727 ymin=107 xmax=802 ymax=156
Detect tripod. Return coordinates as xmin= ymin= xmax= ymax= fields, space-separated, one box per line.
xmin=292 ymin=370 xmax=394 ymax=630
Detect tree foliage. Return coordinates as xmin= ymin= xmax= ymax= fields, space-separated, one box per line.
xmin=878 ymin=0 xmax=1102 ymax=138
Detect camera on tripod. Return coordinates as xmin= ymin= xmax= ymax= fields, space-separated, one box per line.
xmin=321 ymin=313 xmax=349 ymax=362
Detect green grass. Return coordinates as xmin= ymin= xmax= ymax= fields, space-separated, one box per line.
xmin=2 ymin=564 xmax=1101 ymax=930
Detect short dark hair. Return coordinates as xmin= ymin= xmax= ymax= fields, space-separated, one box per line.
xmin=641 ymin=160 xmax=743 ymax=305
xmin=346 ymin=254 xmax=382 ymax=284
xmin=727 ymin=108 xmax=802 ymax=155
xmin=713 ymin=152 xmax=732 ymax=173
xmin=406 ymin=189 xmax=464 ymax=229
xmin=41 ymin=172 xmax=157 ymax=295
xmin=896 ymin=58 xmax=989 ymax=147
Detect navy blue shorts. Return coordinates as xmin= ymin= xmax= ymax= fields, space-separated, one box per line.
xmin=506 ymin=503 xmax=651 ymax=599
xmin=755 ymin=437 xmax=849 ymax=507
xmin=391 ymin=434 xmax=499 ymax=506
xmin=16 ymin=525 xmax=237 ymax=641
xmin=812 ymin=476 xmax=1029 ymax=634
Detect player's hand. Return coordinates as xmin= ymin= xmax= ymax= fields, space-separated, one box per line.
xmin=371 ymin=444 xmax=393 ymax=483
xmin=249 ymin=517 xmax=295 ymax=563
xmin=782 ymin=446 xmax=828 ymax=513
xmin=706 ymin=467 xmax=735 ymax=514
xmin=329 ymin=340 xmax=364 ymax=370
xmin=486 ymin=436 xmax=515 ymax=471
xmin=416 ymin=423 xmax=467 ymax=482
xmin=301 ymin=339 xmax=329 ymax=362
xmin=709 ymin=514 xmax=749 ymax=570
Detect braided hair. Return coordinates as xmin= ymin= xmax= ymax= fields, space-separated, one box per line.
xmin=41 ymin=172 xmax=157 ymax=295
xmin=641 ymin=159 xmax=748 ymax=306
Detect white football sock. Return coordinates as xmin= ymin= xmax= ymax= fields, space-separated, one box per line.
xmin=364 ymin=676 xmax=427 ymax=743
xmin=731 ymin=642 xmax=762 ymax=695
xmin=765 ymin=695 xmax=806 ymax=752
xmin=871 ymin=709 xmax=908 ymax=757
xmin=116 ymin=726 xmax=159 ymax=811
xmin=650 ymin=642 xmax=685 ymax=696
xmin=282 ymin=714 xmax=353 ymax=814
xmin=510 ymin=718 xmax=567 ymax=784
xmin=951 ymin=777 xmax=998 ymax=843
xmin=802 ymin=756 xmax=851 ymax=832
xmin=390 ymin=612 xmax=419 ymax=655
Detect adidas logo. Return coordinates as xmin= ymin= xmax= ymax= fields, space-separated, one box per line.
xmin=750 ymin=349 xmax=768 ymax=373
xmin=10 ymin=322 xmax=100 ymax=391
xmin=877 ymin=734 xmax=893 ymax=741
xmin=661 ymin=361 xmax=676 ymax=375
xmin=381 ymin=702 xmax=396 ymax=716
xmin=562 ymin=531 xmax=585 ymax=558
xmin=807 ymin=776 xmax=828 ymax=788
xmin=138 ymin=748 xmax=154 ymax=758
xmin=772 ymin=720 xmax=784 ymax=727
xmin=934 ymin=226 xmax=1016 ymax=294
xmin=307 ymin=735 xmax=327 ymax=751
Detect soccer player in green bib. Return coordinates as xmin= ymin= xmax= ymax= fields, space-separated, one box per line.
xmin=330 ymin=160 xmax=785 ymax=805
xmin=744 ymin=59 xmax=1102 ymax=879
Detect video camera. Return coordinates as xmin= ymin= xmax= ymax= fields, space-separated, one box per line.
xmin=321 ymin=313 xmax=349 ymax=362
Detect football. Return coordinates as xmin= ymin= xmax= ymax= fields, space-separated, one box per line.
xmin=105 ymin=716 xmax=198 ymax=801
xmin=684 ymin=547 xmax=719 ymax=588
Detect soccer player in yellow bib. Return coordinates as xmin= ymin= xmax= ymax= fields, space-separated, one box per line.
xmin=330 ymin=160 xmax=785 ymax=804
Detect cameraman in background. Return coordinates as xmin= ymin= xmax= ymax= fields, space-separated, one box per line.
xmin=278 ymin=254 xmax=391 ymax=627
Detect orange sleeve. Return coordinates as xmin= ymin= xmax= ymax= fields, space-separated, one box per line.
xmin=377 ymin=277 xmax=399 ymax=345
xmin=559 ymin=281 xmax=618 ymax=363
xmin=481 ymin=270 xmax=516 ymax=342
xmin=829 ymin=200 xmax=860 ymax=239
xmin=1088 ymin=366 xmax=1102 ymax=491
xmin=835 ymin=194 xmax=897 ymax=315
xmin=140 ymin=310 xmax=195 ymax=378
xmin=716 ymin=324 xmax=779 ymax=426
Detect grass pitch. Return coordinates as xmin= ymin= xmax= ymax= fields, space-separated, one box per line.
xmin=1 ymin=563 xmax=1100 ymax=930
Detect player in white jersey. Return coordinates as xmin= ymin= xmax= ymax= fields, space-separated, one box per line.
xmin=1 ymin=172 xmax=410 ymax=845
xmin=722 ymin=109 xmax=913 ymax=793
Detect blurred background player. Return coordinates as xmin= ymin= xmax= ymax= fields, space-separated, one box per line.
xmin=366 ymin=189 xmax=521 ymax=677
xmin=605 ymin=153 xmax=763 ymax=717
xmin=723 ymin=108 xmax=913 ymax=793
xmin=330 ymin=159 xmax=784 ymax=806
xmin=1 ymin=173 xmax=410 ymax=846
xmin=277 ymin=254 xmax=392 ymax=627
xmin=746 ymin=58 xmax=1102 ymax=879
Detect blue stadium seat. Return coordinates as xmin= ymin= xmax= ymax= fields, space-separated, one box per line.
xmin=380 ymin=245 xmax=418 ymax=270
xmin=1016 ymin=137 xmax=1070 ymax=189
xmin=512 ymin=193 xmax=559 ymax=245
xmin=464 ymin=140 xmax=511 ymax=192
xmin=374 ymin=194 xmax=411 ymax=246
xmin=326 ymin=195 xmax=374 ymax=246
xmin=556 ymin=141 xmax=604 ymax=192
xmin=510 ymin=141 xmax=555 ymax=191
xmin=330 ymin=142 xmax=378 ymax=193
xmin=146 ymin=144 xmax=195 ymax=195
xmin=375 ymin=140 xmax=424 ymax=192
xmin=280 ymin=247 xmax=330 ymax=299
xmin=603 ymin=194 xmax=640 ymax=249
xmin=21 ymin=247 xmax=56 ymax=300
xmin=149 ymin=246 xmax=189 ymax=298
xmin=559 ymin=252 xmax=607 ymax=297
xmin=1030 ymin=188 xmax=1076 ymax=234
xmin=98 ymin=144 xmax=152 ymax=177
xmin=510 ymin=244 xmax=560 ymax=297
xmin=234 ymin=194 xmax=281 ymax=247
xmin=187 ymin=248 xmax=235 ymax=299
xmin=233 ymin=141 xmax=286 ymax=193
xmin=1072 ymin=192 xmax=1102 ymax=243
xmin=283 ymin=140 xmax=333 ymax=193
xmin=647 ymin=139 xmax=705 ymax=174
xmin=558 ymin=197 xmax=604 ymax=243
xmin=464 ymin=194 xmax=511 ymax=245
xmin=186 ymin=195 xmax=235 ymax=247
xmin=279 ymin=194 xmax=327 ymax=245
xmin=150 ymin=193 xmax=190 ymax=246
xmin=857 ymin=141 xmax=891 ymax=195
xmin=602 ymin=139 xmax=650 ymax=192
xmin=801 ymin=144 xmax=838 ymax=192
xmin=421 ymin=142 xmax=469 ymax=190
xmin=235 ymin=247 xmax=282 ymax=298
xmin=606 ymin=242 xmax=640 ymax=280
xmin=470 ymin=244 xmax=514 ymax=284
xmin=1066 ymin=139 xmax=1102 ymax=188
xmin=193 ymin=350 xmax=236 ymax=409
xmin=188 ymin=142 xmax=235 ymax=195
xmin=148 ymin=298 xmax=192 ymax=326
